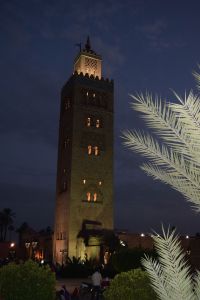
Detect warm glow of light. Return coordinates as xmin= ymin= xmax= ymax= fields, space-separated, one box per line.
xmin=96 ymin=119 xmax=100 ymax=128
xmin=83 ymin=179 xmax=86 ymax=184
xmin=88 ymin=145 xmax=92 ymax=155
xmin=186 ymin=235 xmax=189 ymax=239
xmin=93 ymin=193 xmax=97 ymax=202
xmin=187 ymin=250 xmax=191 ymax=255
xmin=87 ymin=192 xmax=91 ymax=202
xmin=86 ymin=91 xmax=89 ymax=96
xmin=93 ymin=93 xmax=96 ymax=98
xmin=25 ymin=242 xmax=30 ymax=249
xmin=94 ymin=146 xmax=99 ymax=156
xmin=63 ymin=182 xmax=67 ymax=190
xmin=32 ymin=241 xmax=38 ymax=249
xmin=87 ymin=117 xmax=91 ymax=127
xmin=98 ymin=181 xmax=102 ymax=186
xmin=120 ymin=240 xmax=126 ymax=247
xmin=140 ymin=233 xmax=145 ymax=237
xmin=10 ymin=242 xmax=15 ymax=248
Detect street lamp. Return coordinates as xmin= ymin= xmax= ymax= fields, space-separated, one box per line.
xmin=9 ymin=242 xmax=16 ymax=260
xmin=25 ymin=241 xmax=38 ymax=259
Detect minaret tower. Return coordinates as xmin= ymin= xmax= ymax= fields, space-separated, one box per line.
xmin=53 ymin=37 xmax=114 ymax=263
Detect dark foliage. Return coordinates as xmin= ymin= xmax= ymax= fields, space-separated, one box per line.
xmin=60 ymin=256 xmax=95 ymax=278
xmin=111 ymin=247 xmax=157 ymax=273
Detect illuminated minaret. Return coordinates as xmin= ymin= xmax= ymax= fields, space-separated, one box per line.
xmin=53 ymin=37 xmax=114 ymax=263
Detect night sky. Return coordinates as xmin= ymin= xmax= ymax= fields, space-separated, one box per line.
xmin=1 ymin=0 xmax=200 ymax=235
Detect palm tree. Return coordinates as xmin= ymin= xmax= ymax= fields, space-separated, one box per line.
xmin=142 ymin=227 xmax=199 ymax=300
xmin=8 ymin=224 xmax=15 ymax=241
xmin=0 ymin=208 xmax=15 ymax=241
xmin=123 ymin=90 xmax=200 ymax=210
xmin=0 ymin=211 xmax=4 ymax=241
xmin=122 ymin=69 xmax=200 ymax=299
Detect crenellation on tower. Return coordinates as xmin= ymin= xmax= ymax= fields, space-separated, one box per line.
xmin=72 ymin=70 xmax=113 ymax=85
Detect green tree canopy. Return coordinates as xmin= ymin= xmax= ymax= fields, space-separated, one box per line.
xmin=0 ymin=260 xmax=55 ymax=300
xmin=104 ymin=268 xmax=157 ymax=300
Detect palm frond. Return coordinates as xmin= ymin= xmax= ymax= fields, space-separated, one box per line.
xmin=141 ymin=163 xmax=200 ymax=210
xmin=130 ymin=93 xmax=194 ymax=157
xmin=194 ymin=271 xmax=200 ymax=299
xmin=123 ymin=70 xmax=200 ymax=300
xmin=130 ymin=92 xmax=200 ymax=163
xmin=141 ymin=255 xmax=170 ymax=300
xmin=142 ymin=228 xmax=194 ymax=300
xmin=193 ymin=67 xmax=200 ymax=91
xmin=171 ymin=90 xmax=200 ymax=141
xmin=122 ymin=130 xmax=200 ymax=190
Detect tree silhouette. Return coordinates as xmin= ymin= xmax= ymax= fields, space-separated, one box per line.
xmin=0 ymin=208 xmax=15 ymax=241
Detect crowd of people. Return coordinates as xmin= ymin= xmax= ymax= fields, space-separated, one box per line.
xmin=56 ymin=267 xmax=110 ymax=300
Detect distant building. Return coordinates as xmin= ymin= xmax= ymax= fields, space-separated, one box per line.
xmin=53 ymin=37 xmax=114 ymax=264
xmin=17 ymin=224 xmax=52 ymax=262
xmin=0 ymin=226 xmax=52 ymax=262
xmin=0 ymin=242 xmax=17 ymax=260
xmin=117 ymin=231 xmax=200 ymax=271
xmin=117 ymin=231 xmax=154 ymax=249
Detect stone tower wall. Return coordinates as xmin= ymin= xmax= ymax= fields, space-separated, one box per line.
xmin=54 ymin=69 xmax=114 ymax=263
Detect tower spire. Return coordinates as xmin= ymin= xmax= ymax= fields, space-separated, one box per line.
xmin=85 ymin=36 xmax=91 ymax=52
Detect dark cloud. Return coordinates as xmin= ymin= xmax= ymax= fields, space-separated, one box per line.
xmin=135 ymin=19 xmax=185 ymax=50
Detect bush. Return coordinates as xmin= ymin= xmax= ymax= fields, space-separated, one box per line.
xmin=111 ymin=248 xmax=157 ymax=272
xmin=60 ymin=256 xmax=94 ymax=278
xmin=0 ymin=260 xmax=55 ymax=300
xmin=104 ymin=268 xmax=156 ymax=300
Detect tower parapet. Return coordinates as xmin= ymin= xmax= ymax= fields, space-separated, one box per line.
xmin=72 ymin=71 xmax=113 ymax=86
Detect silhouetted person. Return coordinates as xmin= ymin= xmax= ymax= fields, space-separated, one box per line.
xmin=91 ymin=268 xmax=102 ymax=300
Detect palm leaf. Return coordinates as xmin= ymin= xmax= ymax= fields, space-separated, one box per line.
xmin=122 ymin=130 xmax=200 ymax=190
xmin=130 ymin=92 xmax=200 ymax=163
xmin=142 ymin=255 xmax=170 ymax=300
xmin=194 ymin=271 xmax=200 ymax=299
xmin=142 ymin=228 xmax=194 ymax=300
xmin=141 ymin=163 xmax=200 ymax=210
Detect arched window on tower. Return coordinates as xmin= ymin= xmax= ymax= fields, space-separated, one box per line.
xmin=64 ymin=138 xmax=70 ymax=148
xmin=87 ymin=192 xmax=91 ymax=202
xmin=87 ymin=117 xmax=91 ymax=127
xmin=63 ymin=181 xmax=67 ymax=192
xmin=94 ymin=146 xmax=99 ymax=156
xmin=93 ymin=193 xmax=97 ymax=202
xmin=88 ymin=145 xmax=92 ymax=155
xmin=96 ymin=119 xmax=100 ymax=128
